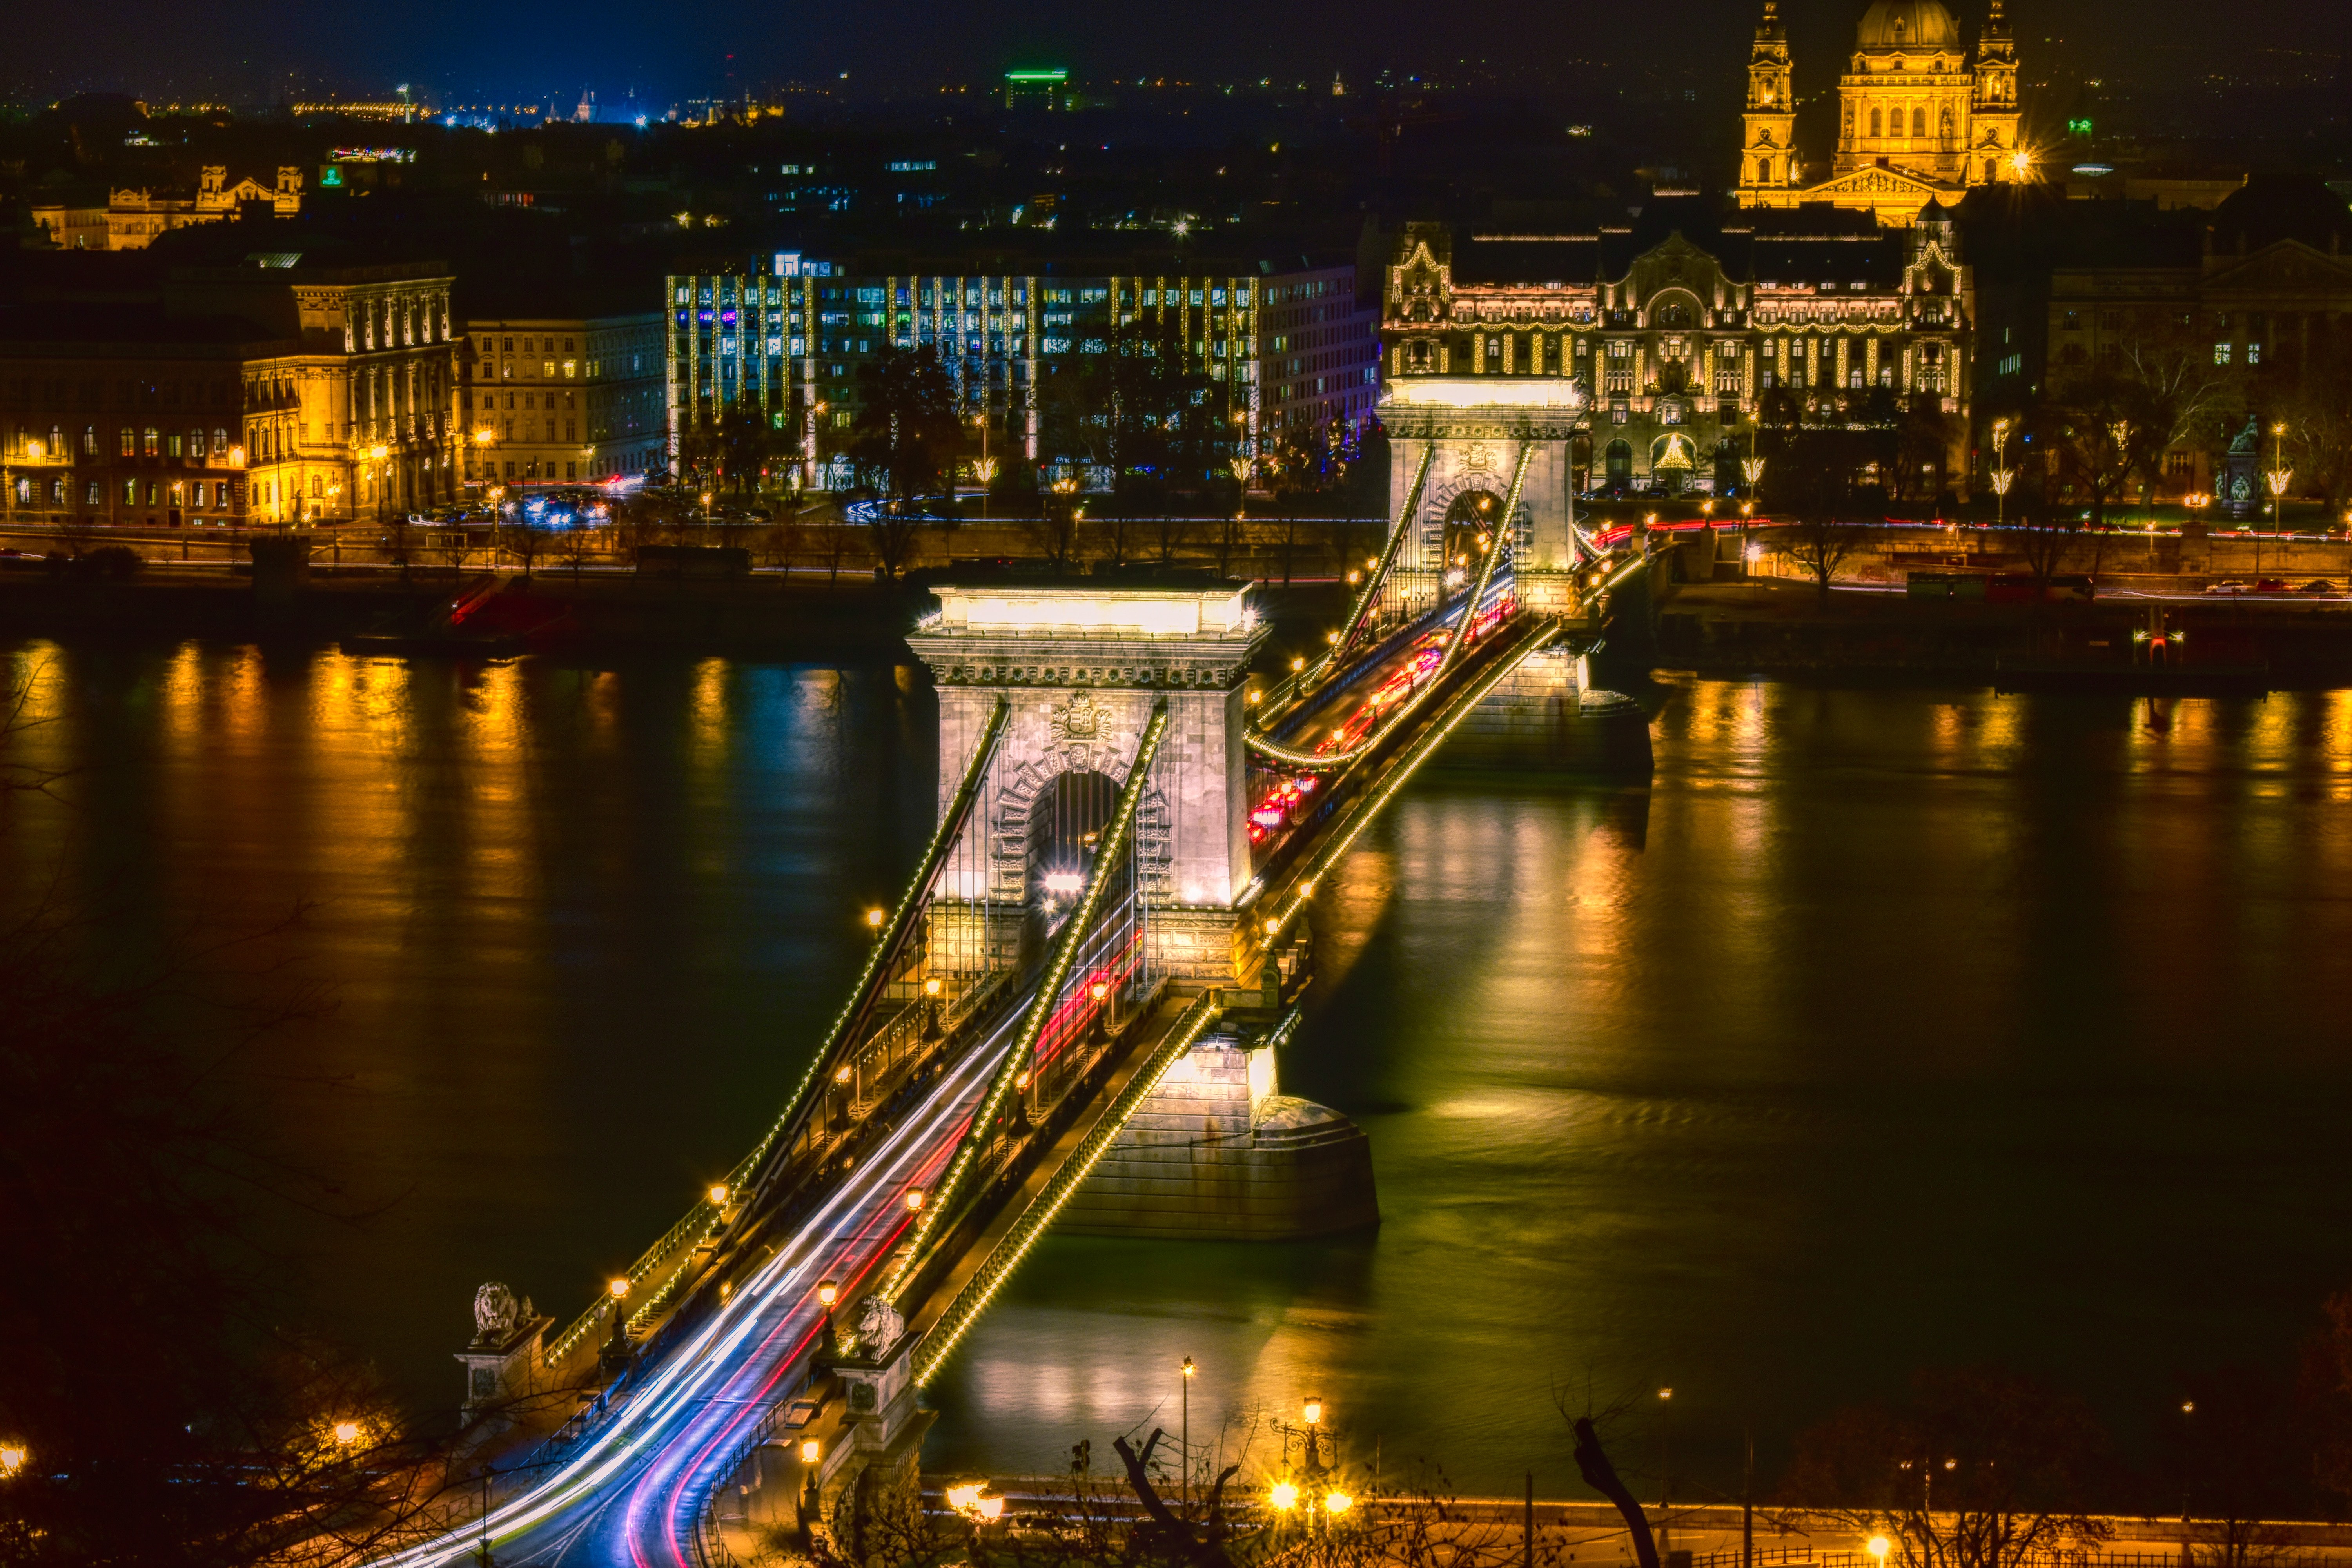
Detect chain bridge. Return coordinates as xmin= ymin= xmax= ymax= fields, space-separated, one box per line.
xmin=384 ymin=406 xmax=1655 ymax=1568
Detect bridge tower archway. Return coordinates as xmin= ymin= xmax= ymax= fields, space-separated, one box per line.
xmin=1381 ymin=378 xmax=1590 ymax=614
xmin=908 ymin=581 xmax=1267 ymax=983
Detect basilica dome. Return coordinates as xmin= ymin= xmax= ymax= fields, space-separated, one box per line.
xmin=1855 ymin=0 xmax=1962 ymax=48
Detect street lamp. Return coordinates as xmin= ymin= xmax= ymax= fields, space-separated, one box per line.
xmin=1269 ymin=1481 xmax=1299 ymax=1512
xmin=368 ymin=443 xmax=390 ymax=524
xmin=2268 ymin=421 xmax=2292 ymax=534
xmin=816 ymin=1278 xmax=840 ymax=1355
xmin=1990 ymin=419 xmax=2013 ymax=530
xmin=799 ymin=1437 xmax=823 ymax=1534
xmin=707 ymin=1182 xmax=730 ymax=1207
xmin=1180 ymin=1357 xmax=1197 ymax=1512
xmin=0 ymin=1443 xmax=25 ymax=1479
xmin=1867 ymin=1537 xmax=1891 ymax=1567
xmin=904 ymin=1186 xmax=926 ymax=1211
xmin=601 ymin=1276 xmax=632 ymax=1370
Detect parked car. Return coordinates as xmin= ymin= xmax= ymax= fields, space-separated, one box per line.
xmin=2203 ymin=579 xmax=2248 ymax=595
xmin=2299 ymin=580 xmax=2337 ymax=595
xmin=2253 ymin=578 xmax=2292 ymax=593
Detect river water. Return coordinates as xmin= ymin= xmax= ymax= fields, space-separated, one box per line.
xmin=7 ymin=639 xmax=2352 ymax=1503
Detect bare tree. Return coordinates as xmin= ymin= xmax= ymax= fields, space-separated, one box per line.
xmin=1779 ymin=1367 xmax=2114 ymax=1568
xmin=1766 ymin=427 xmax=1871 ymax=605
xmin=555 ymin=521 xmax=595 ymax=579
xmin=501 ymin=519 xmax=546 ymax=579
xmin=1025 ymin=485 xmax=1087 ymax=575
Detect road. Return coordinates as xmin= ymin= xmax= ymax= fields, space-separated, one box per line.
xmin=384 ymin=1003 xmax=1014 ymax=1567
xmin=381 ymin=891 xmax=1153 ymax=1568
xmin=1248 ymin=582 xmax=1512 ymax=845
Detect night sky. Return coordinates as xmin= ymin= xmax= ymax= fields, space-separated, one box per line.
xmin=9 ymin=0 xmax=2345 ymax=111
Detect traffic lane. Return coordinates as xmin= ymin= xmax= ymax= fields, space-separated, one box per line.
xmin=390 ymin=1007 xmax=1015 ymax=1566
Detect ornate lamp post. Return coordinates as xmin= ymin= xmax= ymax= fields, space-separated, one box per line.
xmin=600 ymin=1276 xmax=632 ymax=1373
xmin=1990 ymin=419 xmax=2013 ymax=530
xmin=368 ymin=443 xmax=390 ymax=526
xmin=971 ymin=410 xmax=995 ymax=521
xmin=1180 ymin=1357 xmax=1196 ymax=1513
xmin=2267 ymin=421 xmax=2292 ymax=535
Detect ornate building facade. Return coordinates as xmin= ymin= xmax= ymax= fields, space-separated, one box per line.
xmin=1380 ymin=211 xmax=1971 ymax=494
xmin=0 ymin=257 xmax=461 ymax=528
xmin=1737 ymin=0 xmax=2025 ymax=227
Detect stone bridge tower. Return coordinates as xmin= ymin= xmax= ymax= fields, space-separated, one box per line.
xmin=907 ymin=578 xmax=1267 ymax=982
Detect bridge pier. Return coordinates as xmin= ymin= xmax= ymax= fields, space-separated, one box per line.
xmin=1060 ymin=1030 xmax=1377 ymax=1240
xmin=1450 ymin=644 xmax=1655 ymax=775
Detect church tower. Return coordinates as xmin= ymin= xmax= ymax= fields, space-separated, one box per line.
xmin=1735 ymin=0 xmax=1801 ymax=198
xmin=1968 ymin=0 xmax=2025 ymax=185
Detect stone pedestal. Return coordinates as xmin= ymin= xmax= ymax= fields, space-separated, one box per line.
xmin=816 ymin=1330 xmax=935 ymax=1559
xmin=455 ymin=1313 xmax=552 ymax=1428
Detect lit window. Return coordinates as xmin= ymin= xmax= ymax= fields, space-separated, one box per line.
xmin=2213 ymin=343 xmax=2232 ymax=364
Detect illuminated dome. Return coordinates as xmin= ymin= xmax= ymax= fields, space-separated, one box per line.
xmin=1855 ymin=0 xmax=1961 ymax=48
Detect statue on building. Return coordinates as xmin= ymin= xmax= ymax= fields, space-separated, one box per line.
xmin=472 ymin=1281 xmax=521 ymax=1345
xmin=852 ymin=1294 xmax=905 ymax=1359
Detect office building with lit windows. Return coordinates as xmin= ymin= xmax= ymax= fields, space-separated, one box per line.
xmin=664 ymin=249 xmax=1379 ymax=485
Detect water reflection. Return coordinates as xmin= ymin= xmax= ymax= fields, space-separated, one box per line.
xmin=8 ymin=646 xmax=2352 ymax=1503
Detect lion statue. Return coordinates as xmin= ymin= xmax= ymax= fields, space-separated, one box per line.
xmin=472 ymin=1281 xmax=521 ymax=1344
xmin=853 ymin=1294 xmax=904 ymax=1357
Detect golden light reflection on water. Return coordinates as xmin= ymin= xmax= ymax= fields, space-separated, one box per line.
xmin=930 ymin=678 xmax=2352 ymax=1495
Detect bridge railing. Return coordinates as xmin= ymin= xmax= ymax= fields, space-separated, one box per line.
xmin=537 ymin=699 xmax=1018 ymax=1378
xmin=880 ymin=700 xmax=1172 ymax=1308
xmin=913 ymin=987 xmax=1226 ymax=1384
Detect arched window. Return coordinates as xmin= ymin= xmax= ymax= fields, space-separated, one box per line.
xmin=1758 ymin=156 xmax=1773 ymax=182
xmin=1870 ymin=108 xmax=1883 ymax=138
xmin=82 ymin=425 xmax=96 ymax=455
xmin=1912 ymin=107 xmax=1927 ymax=138
xmin=1985 ymin=158 xmax=1998 ymax=182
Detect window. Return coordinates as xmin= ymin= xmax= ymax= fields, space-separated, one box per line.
xmin=123 ymin=479 xmax=136 ymax=503
xmin=1869 ymin=108 xmax=1882 ymax=137
xmin=2214 ymin=343 xmax=2232 ymax=364
xmin=143 ymin=427 xmax=159 ymax=456
xmin=85 ymin=479 xmax=99 ymax=505
xmin=2247 ymin=343 xmax=2261 ymax=365
xmin=120 ymin=428 xmax=134 ymax=457
xmin=1911 ymin=107 xmax=1927 ymax=137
